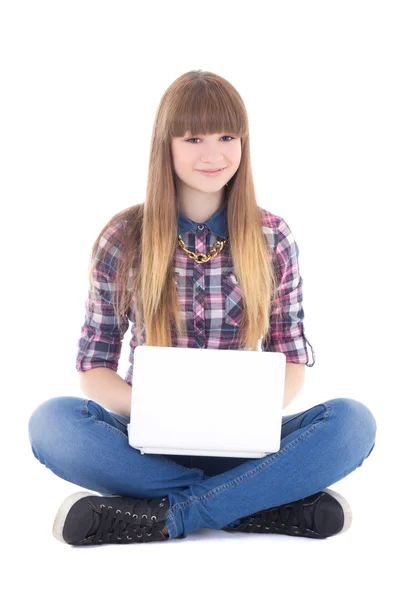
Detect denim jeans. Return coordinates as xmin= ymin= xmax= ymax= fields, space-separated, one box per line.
xmin=28 ymin=396 xmax=377 ymax=539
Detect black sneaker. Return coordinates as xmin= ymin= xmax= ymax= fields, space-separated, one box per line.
xmin=52 ymin=491 xmax=174 ymax=545
xmin=221 ymin=488 xmax=352 ymax=539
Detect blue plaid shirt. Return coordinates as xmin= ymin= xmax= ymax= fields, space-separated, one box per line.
xmin=76 ymin=200 xmax=316 ymax=386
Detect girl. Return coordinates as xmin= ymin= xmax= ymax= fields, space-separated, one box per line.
xmin=28 ymin=69 xmax=377 ymax=546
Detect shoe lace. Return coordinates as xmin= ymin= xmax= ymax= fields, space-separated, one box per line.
xmin=243 ymin=499 xmax=311 ymax=535
xmin=87 ymin=498 xmax=167 ymax=543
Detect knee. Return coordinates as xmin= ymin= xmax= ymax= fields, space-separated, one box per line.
xmin=28 ymin=396 xmax=84 ymax=462
xmin=329 ymin=397 xmax=377 ymax=455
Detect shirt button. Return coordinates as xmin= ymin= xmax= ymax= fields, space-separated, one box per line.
xmin=198 ymin=224 xmax=204 ymax=230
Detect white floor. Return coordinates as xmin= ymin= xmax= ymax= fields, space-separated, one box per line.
xmin=9 ymin=433 xmax=394 ymax=600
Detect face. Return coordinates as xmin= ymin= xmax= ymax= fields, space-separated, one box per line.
xmin=170 ymin=131 xmax=241 ymax=191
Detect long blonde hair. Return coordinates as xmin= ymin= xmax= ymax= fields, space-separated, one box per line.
xmin=88 ymin=69 xmax=280 ymax=351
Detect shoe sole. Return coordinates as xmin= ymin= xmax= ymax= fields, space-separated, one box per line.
xmin=53 ymin=491 xmax=98 ymax=544
xmin=321 ymin=487 xmax=353 ymax=536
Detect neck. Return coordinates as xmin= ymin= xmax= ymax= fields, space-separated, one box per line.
xmin=177 ymin=182 xmax=226 ymax=223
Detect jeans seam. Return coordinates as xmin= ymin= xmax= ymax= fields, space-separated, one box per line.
xmin=167 ymin=402 xmax=332 ymax=524
xmin=82 ymin=399 xmax=132 ymax=441
xmin=81 ymin=398 xmax=88 ymax=418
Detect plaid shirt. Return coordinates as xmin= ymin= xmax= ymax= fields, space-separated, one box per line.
xmin=76 ymin=201 xmax=316 ymax=386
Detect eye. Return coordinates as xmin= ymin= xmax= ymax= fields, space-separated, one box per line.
xmin=186 ymin=135 xmax=235 ymax=143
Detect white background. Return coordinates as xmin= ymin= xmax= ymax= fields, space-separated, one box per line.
xmin=2 ymin=1 xmax=398 ymax=598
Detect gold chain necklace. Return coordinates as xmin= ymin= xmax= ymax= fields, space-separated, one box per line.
xmin=177 ymin=234 xmax=229 ymax=264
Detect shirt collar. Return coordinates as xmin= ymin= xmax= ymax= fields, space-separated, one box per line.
xmin=177 ymin=198 xmax=228 ymax=239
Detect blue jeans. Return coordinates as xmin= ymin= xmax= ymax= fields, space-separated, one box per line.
xmin=28 ymin=396 xmax=377 ymax=539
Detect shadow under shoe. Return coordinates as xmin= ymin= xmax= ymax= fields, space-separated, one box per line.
xmin=221 ymin=488 xmax=352 ymax=539
xmin=53 ymin=491 xmax=174 ymax=545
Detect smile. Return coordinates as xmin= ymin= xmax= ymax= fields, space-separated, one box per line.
xmin=197 ymin=168 xmax=226 ymax=176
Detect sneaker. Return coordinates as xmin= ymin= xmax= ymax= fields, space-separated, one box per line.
xmin=52 ymin=491 xmax=173 ymax=545
xmin=221 ymin=488 xmax=352 ymax=539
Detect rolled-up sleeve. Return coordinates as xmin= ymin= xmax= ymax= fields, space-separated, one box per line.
xmin=76 ymin=225 xmax=130 ymax=373
xmin=262 ymin=217 xmax=316 ymax=366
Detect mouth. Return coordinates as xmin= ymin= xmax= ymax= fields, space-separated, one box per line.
xmin=197 ymin=167 xmax=226 ymax=173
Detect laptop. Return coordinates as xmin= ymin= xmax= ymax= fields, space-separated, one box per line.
xmin=127 ymin=344 xmax=286 ymax=459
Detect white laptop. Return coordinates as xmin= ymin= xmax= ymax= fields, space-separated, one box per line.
xmin=127 ymin=344 xmax=286 ymax=459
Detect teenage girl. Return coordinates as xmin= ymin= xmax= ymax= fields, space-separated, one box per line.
xmin=28 ymin=69 xmax=377 ymax=545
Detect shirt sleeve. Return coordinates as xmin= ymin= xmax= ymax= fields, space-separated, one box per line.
xmin=262 ymin=217 xmax=316 ymax=366
xmin=76 ymin=223 xmax=130 ymax=373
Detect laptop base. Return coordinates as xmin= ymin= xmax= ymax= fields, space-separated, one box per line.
xmin=131 ymin=446 xmax=274 ymax=459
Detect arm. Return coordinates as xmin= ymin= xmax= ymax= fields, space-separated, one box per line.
xmin=283 ymin=363 xmax=305 ymax=409
xmin=76 ymin=221 xmax=131 ymax=417
xmin=262 ymin=216 xmax=315 ymax=409
xmin=80 ymin=367 xmax=132 ymax=418
xmin=263 ymin=216 xmax=316 ymax=368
